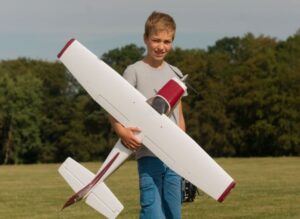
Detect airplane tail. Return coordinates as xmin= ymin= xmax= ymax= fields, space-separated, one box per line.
xmin=94 ymin=139 xmax=133 ymax=180
xmin=58 ymin=157 xmax=124 ymax=219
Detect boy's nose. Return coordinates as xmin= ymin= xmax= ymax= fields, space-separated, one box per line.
xmin=157 ymin=42 xmax=164 ymax=50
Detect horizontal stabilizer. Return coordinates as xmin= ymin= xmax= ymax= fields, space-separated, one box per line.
xmin=58 ymin=157 xmax=124 ymax=218
xmin=86 ymin=183 xmax=123 ymax=219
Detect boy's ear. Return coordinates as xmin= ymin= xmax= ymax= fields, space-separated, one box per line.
xmin=143 ymin=34 xmax=148 ymax=43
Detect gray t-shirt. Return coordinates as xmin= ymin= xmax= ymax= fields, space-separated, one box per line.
xmin=123 ymin=60 xmax=184 ymax=159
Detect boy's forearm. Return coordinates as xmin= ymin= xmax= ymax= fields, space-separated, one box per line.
xmin=108 ymin=115 xmax=125 ymax=137
xmin=108 ymin=115 xmax=142 ymax=150
xmin=179 ymin=116 xmax=186 ymax=132
xmin=178 ymin=101 xmax=186 ymax=132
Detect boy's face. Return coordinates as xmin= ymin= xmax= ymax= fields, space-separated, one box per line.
xmin=144 ymin=30 xmax=174 ymax=63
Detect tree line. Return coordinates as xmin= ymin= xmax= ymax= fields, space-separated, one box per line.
xmin=0 ymin=33 xmax=299 ymax=164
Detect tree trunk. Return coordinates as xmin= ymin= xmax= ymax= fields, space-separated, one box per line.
xmin=3 ymin=119 xmax=13 ymax=164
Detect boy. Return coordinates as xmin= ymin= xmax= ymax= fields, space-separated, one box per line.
xmin=110 ymin=11 xmax=186 ymax=219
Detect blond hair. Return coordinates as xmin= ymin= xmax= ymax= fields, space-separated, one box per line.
xmin=144 ymin=11 xmax=176 ymax=40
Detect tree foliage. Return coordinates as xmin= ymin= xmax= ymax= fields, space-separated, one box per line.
xmin=0 ymin=60 xmax=43 ymax=163
xmin=0 ymin=33 xmax=299 ymax=164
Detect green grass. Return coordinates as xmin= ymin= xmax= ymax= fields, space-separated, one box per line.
xmin=0 ymin=157 xmax=299 ymax=219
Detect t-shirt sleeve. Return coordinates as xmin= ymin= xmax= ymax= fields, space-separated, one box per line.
xmin=123 ymin=65 xmax=137 ymax=88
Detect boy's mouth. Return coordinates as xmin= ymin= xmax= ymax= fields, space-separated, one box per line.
xmin=154 ymin=51 xmax=165 ymax=57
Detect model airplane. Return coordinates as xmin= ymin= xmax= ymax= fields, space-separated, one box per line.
xmin=57 ymin=39 xmax=236 ymax=218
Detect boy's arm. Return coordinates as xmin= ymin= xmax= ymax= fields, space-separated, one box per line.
xmin=178 ymin=101 xmax=186 ymax=132
xmin=108 ymin=115 xmax=142 ymax=150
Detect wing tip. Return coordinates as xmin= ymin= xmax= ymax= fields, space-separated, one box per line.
xmin=217 ymin=181 xmax=236 ymax=203
xmin=57 ymin=38 xmax=76 ymax=59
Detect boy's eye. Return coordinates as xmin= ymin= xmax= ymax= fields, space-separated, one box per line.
xmin=152 ymin=39 xmax=172 ymax=44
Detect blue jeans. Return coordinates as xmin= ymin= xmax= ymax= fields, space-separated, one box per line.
xmin=138 ymin=157 xmax=181 ymax=219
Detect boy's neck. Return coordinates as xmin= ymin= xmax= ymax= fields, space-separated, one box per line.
xmin=143 ymin=56 xmax=164 ymax=69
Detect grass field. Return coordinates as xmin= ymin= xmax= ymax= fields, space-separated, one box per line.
xmin=0 ymin=157 xmax=299 ymax=219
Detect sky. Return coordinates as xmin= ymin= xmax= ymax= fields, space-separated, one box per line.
xmin=0 ymin=0 xmax=300 ymax=61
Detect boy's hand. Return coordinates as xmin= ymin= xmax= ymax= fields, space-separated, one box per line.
xmin=119 ymin=127 xmax=142 ymax=151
